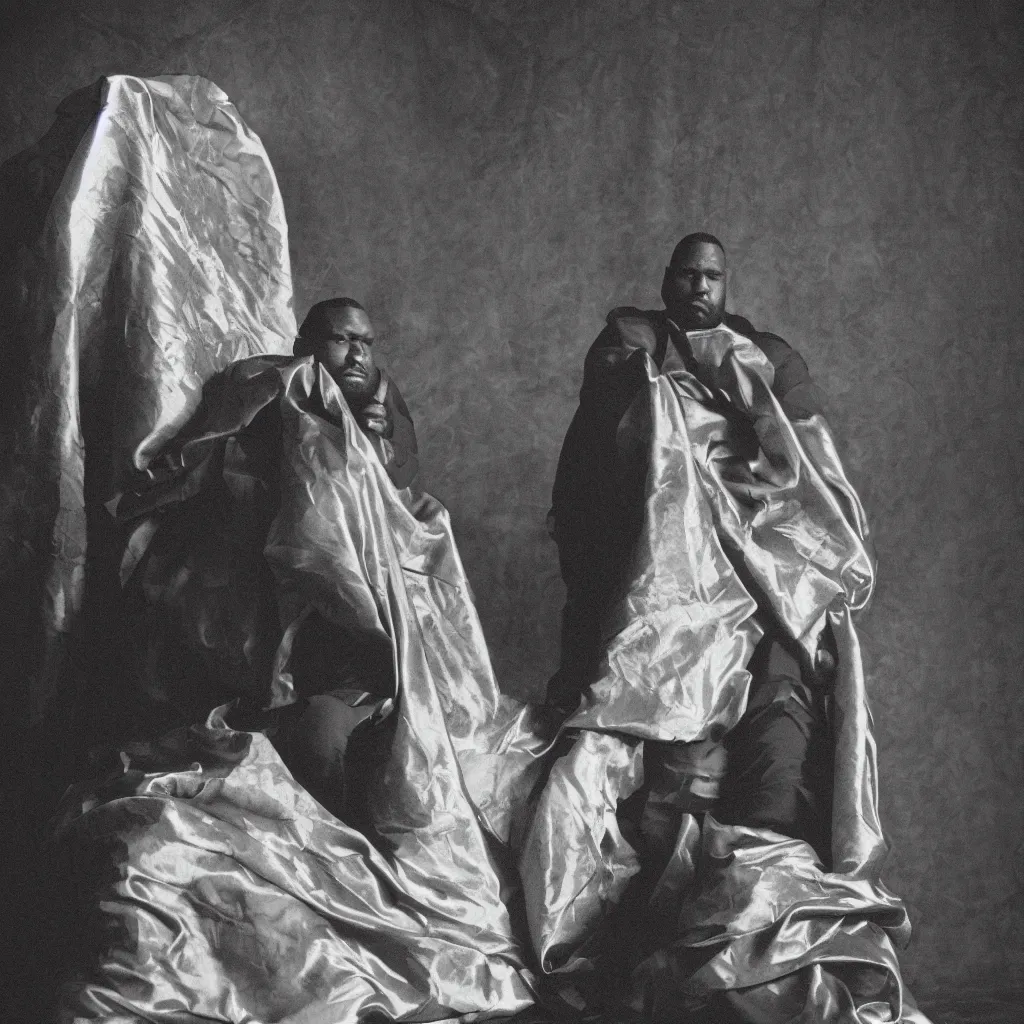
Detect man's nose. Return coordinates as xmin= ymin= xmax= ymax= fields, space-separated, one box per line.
xmin=693 ymin=274 xmax=710 ymax=295
xmin=346 ymin=341 xmax=369 ymax=365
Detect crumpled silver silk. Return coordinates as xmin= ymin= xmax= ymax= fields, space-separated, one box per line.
xmin=19 ymin=78 xmax=930 ymax=1024
xmin=1 ymin=74 xmax=294 ymax=723
xmin=54 ymin=330 xmax=931 ymax=1023
xmin=55 ymin=360 xmax=552 ymax=1022
xmin=516 ymin=329 xmax=932 ymax=1023
xmin=567 ymin=328 xmax=874 ymax=742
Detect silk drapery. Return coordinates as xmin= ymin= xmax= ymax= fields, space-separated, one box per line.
xmin=2 ymin=75 xmax=931 ymax=1024
xmin=1 ymin=74 xmax=294 ymax=726
xmin=55 ymin=333 xmax=930 ymax=1023
xmin=516 ymin=330 xmax=931 ymax=1022
xmin=56 ymin=357 xmax=552 ymax=1022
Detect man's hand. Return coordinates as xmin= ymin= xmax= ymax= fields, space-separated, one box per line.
xmin=813 ymin=627 xmax=839 ymax=686
xmin=357 ymin=400 xmax=390 ymax=438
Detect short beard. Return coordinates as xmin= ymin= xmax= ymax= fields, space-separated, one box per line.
xmin=337 ymin=367 xmax=381 ymax=409
xmin=673 ymin=303 xmax=723 ymax=331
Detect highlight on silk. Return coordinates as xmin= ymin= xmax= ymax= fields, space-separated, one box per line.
xmin=0 ymin=8 xmax=1019 ymax=1023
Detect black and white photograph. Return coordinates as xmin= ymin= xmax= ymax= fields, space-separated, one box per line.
xmin=1 ymin=2 xmax=1020 ymax=1022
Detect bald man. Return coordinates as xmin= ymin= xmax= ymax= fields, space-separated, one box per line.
xmin=549 ymin=233 xmax=836 ymax=858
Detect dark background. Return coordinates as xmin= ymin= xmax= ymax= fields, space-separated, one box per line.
xmin=1 ymin=0 xmax=1021 ymax=1007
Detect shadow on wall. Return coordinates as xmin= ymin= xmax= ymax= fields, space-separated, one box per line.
xmin=0 ymin=78 xmax=106 ymax=774
xmin=0 ymin=79 xmax=106 ymax=1024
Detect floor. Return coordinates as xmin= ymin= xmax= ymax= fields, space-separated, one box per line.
xmin=916 ymin=987 xmax=1022 ymax=1023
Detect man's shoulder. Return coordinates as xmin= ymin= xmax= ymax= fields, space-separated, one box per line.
xmin=726 ymin=314 xmax=826 ymax=418
xmin=724 ymin=313 xmax=797 ymax=368
xmin=606 ymin=305 xmax=665 ymax=326
xmin=381 ymin=372 xmax=416 ymax=435
xmin=604 ymin=305 xmax=666 ymax=334
xmin=378 ymin=371 xmax=420 ymax=490
xmin=590 ymin=306 xmax=666 ymax=356
xmin=223 ymin=352 xmax=304 ymax=377
xmin=595 ymin=308 xmax=799 ymax=365
xmin=198 ymin=353 xmax=303 ymax=396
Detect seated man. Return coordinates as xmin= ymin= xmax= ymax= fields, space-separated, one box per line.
xmin=522 ymin=232 xmax=928 ymax=1022
xmin=254 ymin=297 xmax=419 ymax=811
xmin=292 ymin=296 xmax=419 ymax=490
xmin=9 ymin=79 xmax=542 ymax=1024
xmin=56 ymin=295 xmax=545 ymax=1021
xmin=550 ymin=233 xmax=835 ymax=855
xmin=111 ymin=297 xmax=418 ymax=816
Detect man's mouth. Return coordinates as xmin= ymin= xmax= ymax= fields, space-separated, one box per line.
xmin=341 ymin=368 xmax=367 ymax=379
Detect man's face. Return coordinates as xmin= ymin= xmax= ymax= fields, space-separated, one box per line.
xmin=312 ymin=306 xmax=380 ymax=406
xmin=661 ymin=241 xmax=727 ymax=330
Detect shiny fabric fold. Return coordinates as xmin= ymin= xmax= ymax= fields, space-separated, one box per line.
xmin=15 ymin=78 xmax=929 ymax=1023
xmin=1 ymin=74 xmax=294 ymax=725
xmin=58 ymin=715 xmax=532 ymax=1024
xmin=56 ymin=360 xmax=552 ymax=1022
xmin=517 ymin=330 xmax=930 ymax=1023
xmin=566 ymin=330 xmax=873 ymax=741
xmin=53 ymin=327 xmax=929 ymax=1022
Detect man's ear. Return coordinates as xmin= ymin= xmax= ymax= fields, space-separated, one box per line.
xmin=293 ymin=334 xmax=314 ymax=357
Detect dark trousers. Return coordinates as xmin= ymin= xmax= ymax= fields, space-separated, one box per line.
xmin=715 ymin=633 xmax=833 ymax=862
xmin=558 ymin=568 xmax=836 ymax=862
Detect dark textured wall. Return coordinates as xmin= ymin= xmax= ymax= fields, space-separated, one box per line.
xmin=1 ymin=0 xmax=1021 ymax=1002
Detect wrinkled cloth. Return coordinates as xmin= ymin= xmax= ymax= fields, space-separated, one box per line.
xmin=1 ymin=74 xmax=553 ymax=1024
xmin=570 ymin=328 xmax=872 ymax=739
xmin=14 ymin=75 xmax=930 ymax=1024
xmin=0 ymin=74 xmax=294 ymax=726
xmin=54 ymin=358 xmax=554 ymax=1022
xmin=547 ymin=307 xmax=830 ymax=706
xmin=106 ymin=354 xmax=420 ymax=728
xmin=51 ymin=244 xmax=925 ymax=1024
xmin=517 ymin=328 xmax=931 ymax=1023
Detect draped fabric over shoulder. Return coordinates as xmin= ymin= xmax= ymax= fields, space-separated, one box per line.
xmin=56 ymin=356 xmax=551 ymax=1022
xmin=3 ymin=77 xmax=930 ymax=1024
xmin=519 ymin=331 xmax=932 ymax=1023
